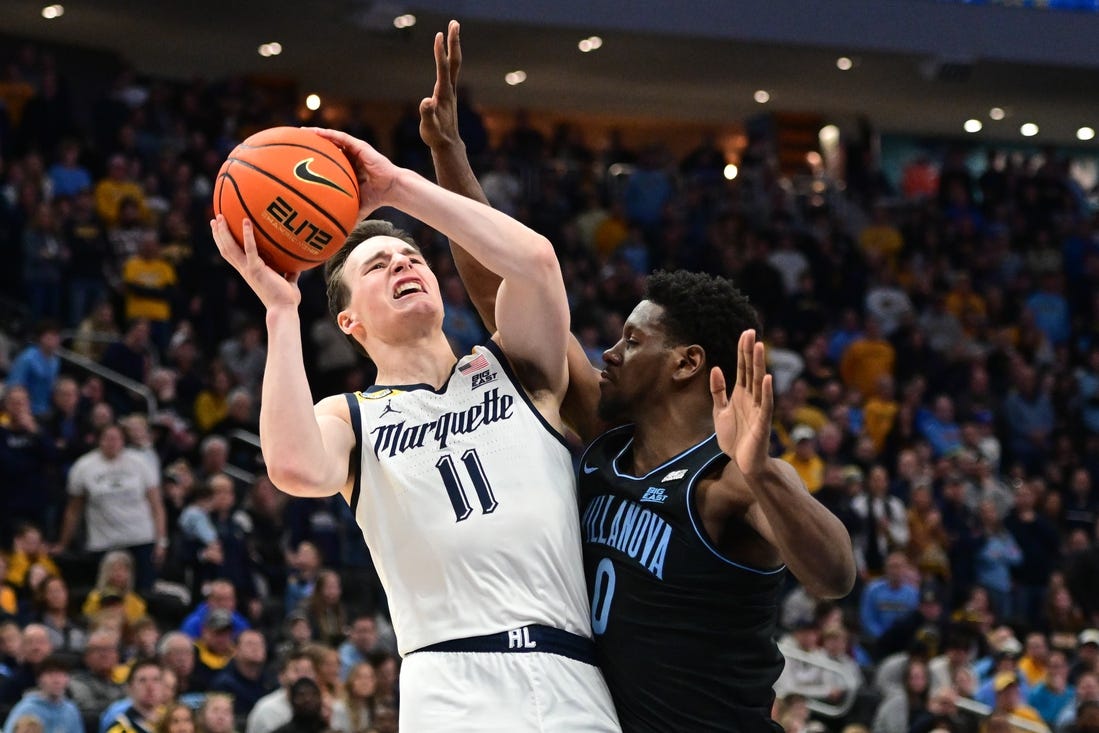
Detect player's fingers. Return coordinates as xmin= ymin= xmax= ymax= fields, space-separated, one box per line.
xmin=433 ymin=32 xmax=449 ymax=94
xmin=448 ymin=20 xmax=462 ymax=86
xmin=736 ymin=330 xmax=748 ymax=388
xmin=240 ymin=219 xmax=262 ymax=266
xmin=753 ymin=340 xmax=767 ymax=404
xmin=710 ymin=366 xmax=728 ymax=408
xmin=419 ymin=97 xmax=436 ymax=119
xmin=760 ymin=374 xmax=775 ymax=418
xmin=742 ymin=329 xmax=755 ymax=389
xmin=210 ymin=216 xmax=245 ymax=269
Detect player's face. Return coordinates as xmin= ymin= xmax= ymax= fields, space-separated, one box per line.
xmin=598 ymin=300 xmax=678 ymax=422
xmin=340 ymin=236 xmax=442 ymax=345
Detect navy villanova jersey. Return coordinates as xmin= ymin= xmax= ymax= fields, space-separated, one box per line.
xmin=578 ymin=425 xmax=786 ymax=732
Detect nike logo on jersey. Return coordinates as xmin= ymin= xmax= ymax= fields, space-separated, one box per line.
xmin=582 ymin=464 xmax=599 ymax=474
xmin=293 ymin=158 xmax=353 ymax=196
xmin=661 ymin=469 xmax=688 ymax=482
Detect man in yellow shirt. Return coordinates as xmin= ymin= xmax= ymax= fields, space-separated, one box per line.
xmin=990 ymin=672 xmax=1049 ymax=732
xmin=121 ymin=233 xmax=176 ymax=352
xmin=781 ymin=425 xmax=825 ymax=494
xmin=4 ymin=522 xmax=60 ymax=592
xmin=840 ymin=318 xmax=896 ymax=399
xmin=94 ymin=155 xmax=149 ymax=227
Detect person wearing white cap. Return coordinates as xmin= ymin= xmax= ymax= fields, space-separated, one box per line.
xmin=780 ymin=424 xmax=824 ymax=494
xmin=1071 ymin=630 xmax=1099 ymax=685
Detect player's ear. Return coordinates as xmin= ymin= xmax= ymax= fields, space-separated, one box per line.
xmin=671 ymin=344 xmax=705 ymax=383
xmin=337 ymin=309 xmax=360 ymax=338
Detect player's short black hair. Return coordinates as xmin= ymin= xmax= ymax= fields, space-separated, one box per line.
xmin=324 ymin=219 xmax=420 ymax=357
xmin=644 ymin=270 xmax=760 ymax=395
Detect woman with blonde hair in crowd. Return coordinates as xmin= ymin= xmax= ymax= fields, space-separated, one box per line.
xmin=330 ymin=662 xmax=378 ymax=733
xmin=199 ymin=693 xmax=237 ymax=733
xmin=307 ymin=644 xmax=342 ymax=699
xmin=305 ymin=570 xmax=347 ymax=648
xmin=156 ymin=702 xmax=197 ymax=733
xmin=82 ymin=550 xmax=147 ymax=625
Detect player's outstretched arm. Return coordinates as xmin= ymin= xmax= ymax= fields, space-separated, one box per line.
xmin=313 ymin=128 xmax=570 ymax=395
xmin=419 ymin=20 xmax=500 ymax=331
xmin=419 ymin=21 xmax=606 ymax=430
xmin=211 ymin=216 xmax=355 ymax=499
xmin=711 ymin=330 xmax=856 ymax=599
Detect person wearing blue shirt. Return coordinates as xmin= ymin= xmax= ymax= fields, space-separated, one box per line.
xmin=859 ymin=551 xmax=920 ymax=641
xmin=916 ymin=395 xmax=963 ymax=458
xmin=180 ymin=580 xmax=250 ymax=640
xmin=1025 ymin=272 xmax=1071 ymax=346
xmin=6 ymin=322 xmax=61 ymax=417
xmin=1028 ymin=650 xmax=1075 ymax=727
xmin=3 ymin=656 xmax=82 ymax=733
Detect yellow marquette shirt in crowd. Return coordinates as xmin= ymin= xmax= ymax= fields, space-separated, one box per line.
xmin=122 ymin=256 xmax=177 ymax=322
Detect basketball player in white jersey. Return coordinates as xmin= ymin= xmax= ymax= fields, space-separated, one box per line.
xmin=210 ymin=132 xmax=620 ymax=731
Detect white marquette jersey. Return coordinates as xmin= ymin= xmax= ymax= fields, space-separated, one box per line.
xmin=344 ymin=341 xmax=592 ymax=655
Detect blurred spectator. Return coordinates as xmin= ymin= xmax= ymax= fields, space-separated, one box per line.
xmin=1 ymin=655 xmax=81 ymax=733
xmin=6 ymin=322 xmax=60 ymax=417
xmin=304 ymin=571 xmax=346 ymax=649
xmin=331 ymin=661 xmax=377 ymax=733
xmin=197 ymin=693 xmax=235 ymax=733
xmin=877 ymin=582 xmax=948 ymax=661
xmin=871 ymin=656 xmax=931 ymax=733
xmin=94 ymin=155 xmax=147 ymax=227
xmin=180 ymin=579 xmax=249 ymax=640
xmin=271 ymin=677 xmax=326 ymax=733
xmin=60 ymin=423 xmax=165 ymax=592
xmin=67 ymin=630 xmax=125 ymax=730
xmin=859 ymin=552 xmax=919 ymax=643
xmin=780 ymin=425 xmax=824 ymax=494
xmin=246 ymin=648 xmax=316 ymax=733
xmin=1029 ymin=649 xmax=1074 ymax=727
xmin=191 ymin=609 xmax=235 ymax=690
xmin=209 ymin=629 xmax=269 ymax=722
xmin=104 ymin=659 xmax=163 ymax=733
xmin=155 ymin=632 xmax=197 ymax=701
xmin=0 ymin=389 xmax=56 ymax=546
xmin=990 ymin=671 xmax=1049 ymax=732
xmin=81 ymin=551 xmax=147 ymax=626
xmin=0 ymin=624 xmax=53 ymax=704
xmin=33 ymin=576 xmax=86 ymax=657
xmin=975 ymin=499 xmax=1024 ymax=621
xmin=840 ymin=317 xmax=895 ymax=400
xmin=121 ymin=233 xmax=177 ymax=353
xmin=1059 ymin=672 xmax=1099 ymax=732
xmin=284 ymin=543 xmax=322 ymax=617
xmin=156 ymin=703 xmax=196 ymax=733
xmin=337 ymin=616 xmax=385 ymax=683
xmin=851 ymin=465 xmax=910 ymax=578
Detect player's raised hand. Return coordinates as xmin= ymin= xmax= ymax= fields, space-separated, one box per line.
xmin=420 ymin=20 xmax=463 ymax=150
xmin=306 ymin=128 xmax=399 ymax=217
xmin=210 ymin=215 xmax=301 ymax=310
xmin=710 ymin=329 xmax=774 ymax=478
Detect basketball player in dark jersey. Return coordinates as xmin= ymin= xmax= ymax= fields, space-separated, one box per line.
xmin=419 ymin=22 xmax=856 ymax=731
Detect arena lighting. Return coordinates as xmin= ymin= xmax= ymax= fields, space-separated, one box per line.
xmin=258 ymin=42 xmax=282 ymax=57
xmin=578 ymin=36 xmax=603 ymax=52
xmin=836 ymin=56 xmax=853 ymax=71
xmin=305 ymin=94 xmax=321 ymax=111
xmin=819 ymin=125 xmax=840 ymax=146
xmin=989 ymin=107 xmax=1006 ymax=120
xmin=1078 ymin=127 xmax=1096 ymax=141
xmin=1020 ymin=123 xmax=1039 ymax=137
xmin=964 ymin=119 xmax=983 ymax=133
xmin=393 ymin=14 xmax=416 ymax=29
xmin=723 ymin=164 xmax=738 ymax=180
xmin=505 ymin=70 xmax=527 ymax=86
xmin=41 ymin=4 xmax=64 ymax=19
xmin=806 ymin=151 xmax=822 ymax=167
xmin=753 ymin=90 xmax=770 ymax=104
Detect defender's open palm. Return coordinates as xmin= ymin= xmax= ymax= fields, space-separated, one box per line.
xmin=420 ymin=20 xmax=462 ymax=149
xmin=210 ymin=215 xmax=301 ymax=311
xmin=711 ymin=330 xmax=774 ymax=478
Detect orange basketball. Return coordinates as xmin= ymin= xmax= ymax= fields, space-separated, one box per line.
xmin=213 ymin=127 xmax=361 ymax=273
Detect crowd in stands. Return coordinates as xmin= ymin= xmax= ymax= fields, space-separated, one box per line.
xmin=2 ymin=37 xmax=1099 ymax=733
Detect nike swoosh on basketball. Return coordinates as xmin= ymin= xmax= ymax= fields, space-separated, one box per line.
xmin=582 ymin=464 xmax=599 ymax=474
xmin=293 ymin=158 xmax=352 ymax=196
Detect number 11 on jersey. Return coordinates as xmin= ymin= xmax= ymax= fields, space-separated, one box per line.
xmin=435 ymin=448 xmax=498 ymax=522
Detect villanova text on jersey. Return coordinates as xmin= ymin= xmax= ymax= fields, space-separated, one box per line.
xmin=370 ymin=387 xmax=515 ymax=457
xmin=578 ymin=426 xmax=786 ymax=733
xmin=581 ymin=494 xmax=672 ymax=579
